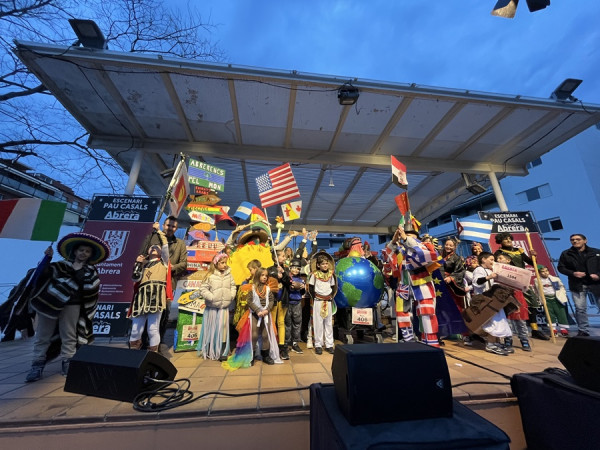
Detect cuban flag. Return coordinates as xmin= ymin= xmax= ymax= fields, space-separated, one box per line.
xmin=456 ymin=218 xmax=492 ymax=244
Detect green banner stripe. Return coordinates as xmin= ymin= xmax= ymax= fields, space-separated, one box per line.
xmin=31 ymin=201 xmax=67 ymax=241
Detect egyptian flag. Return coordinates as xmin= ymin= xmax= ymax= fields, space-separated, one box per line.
xmin=391 ymin=156 xmax=408 ymax=189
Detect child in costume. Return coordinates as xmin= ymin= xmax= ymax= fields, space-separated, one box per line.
xmin=473 ymin=252 xmax=512 ymax=356
xmin=129 ymin=229 xmax=171 ymax=352
xmin=537 ymin=265 xmax=570 ymax=337
xmin=286 ymin=258 xmax=306 ymax=354
xmin=233 ymin=259 xmax=261 ymax=326
xmin=273 ymin=249 xmax=291 ymax=360
xmin=389 ymin=225 xmax=441 ymax=347
xmin=26 ymin=232 xmax=109 ymax=382
xmin=495 ymin=253 xmax=531 ymax=352
xmin=222 ymin=268 xmax=282 ymax=370
xmin=195 ymin=253 xmax=236 ymax=361
xmin=308 ymin=251 xmax=337 ymax=355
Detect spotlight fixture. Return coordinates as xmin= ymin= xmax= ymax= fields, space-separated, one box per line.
xmin=328 ymin=168 xmax=335 ymax=187
xmin=338 ymin=84 xmax=360 ymax=106
xmin=462 ymin=173 xmax=486 ymax=195
xmin=491 ymin=0 xmax=550 ymax=19
xmin=550 ymin=78 xmax=583 ymax=102
xmin=69 ymin=19 xmax=108 ymax=49
xmin=160 ymin=168 xmax=176 ymax=179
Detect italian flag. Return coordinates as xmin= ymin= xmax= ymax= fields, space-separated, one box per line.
xmin=0 ymin=198 xmax=67 ymax=241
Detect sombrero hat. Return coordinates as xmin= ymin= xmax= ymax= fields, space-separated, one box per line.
xmin=58 ymin=232 xmax=110 ymax=265
xmin=238 ymin=220 xmax=271 ymax=246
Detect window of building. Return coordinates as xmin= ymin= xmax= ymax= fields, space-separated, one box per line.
xmin=516 ymin=183 xmax=552 ymax=204
xmin=538 ymin=217 xmax=563 ymax=233
xmin=526 ymin=157 xmax=542 ymax=169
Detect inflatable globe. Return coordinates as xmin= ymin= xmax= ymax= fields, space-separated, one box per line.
xmin=334 ymin=256 xmax=384 ymax=308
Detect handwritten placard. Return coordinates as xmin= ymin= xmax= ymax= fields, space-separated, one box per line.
xmin=352 ymin=307 xmax=373 ymax=325
xmin=493 ymin=262 xmax=532 ymax=292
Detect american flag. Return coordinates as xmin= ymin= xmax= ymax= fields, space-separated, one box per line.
xmin=255 ymin=163 xmax=300 ymax=209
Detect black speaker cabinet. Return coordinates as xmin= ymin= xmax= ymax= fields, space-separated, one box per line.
xmin=331 ymin=342 xmax=452 ymax=425
xmin=64 ymin=345 xmax=177 ymax=402
xmin=558 ymin=335 xmax=600 ymax=393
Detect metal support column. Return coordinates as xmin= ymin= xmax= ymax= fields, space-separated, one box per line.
xmin=488 ymin=171 xmax=508 ymax=211
xmin=124 ymin=149 xmax=144 ymax=195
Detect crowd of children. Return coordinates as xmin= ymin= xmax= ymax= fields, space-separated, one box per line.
xmin=126 ymin=224 xmax=564 ymax=366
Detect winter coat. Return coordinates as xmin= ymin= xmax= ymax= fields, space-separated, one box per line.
xmin=199 ymin=268 xmax=236 ymax=309
xmin=557 ymin=245 xmax=600 ymax=295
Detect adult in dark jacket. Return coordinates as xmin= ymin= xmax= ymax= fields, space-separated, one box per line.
xmin=557 ymin=233 xmax=600 ymax=336
xmin=139 ymin=216 xmax=187 ymax=345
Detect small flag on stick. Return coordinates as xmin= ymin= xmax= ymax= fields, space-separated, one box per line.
xmin=281 ymin=200 xmax=302 ymax=221
xmin=391 ymin=156 xmax=408 ymax=189
xmin=256 ymin=163 xmax=300 ymax=209
xmin=233 ymin=202 xmax=256 ymax=221
xmin=395 ymin=192 xmax=410 ymax=215
xmin=456 ymin=218 xmax=492 ymax=243
xmin=167 ymin=159 xmax=190 ymax=218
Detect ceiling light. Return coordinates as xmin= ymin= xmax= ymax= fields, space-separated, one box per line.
xmin=551 ymin=78 xmax=583 ymax=102
xmin=69 ymin=19 xmax=108 ymax=50
xmin=338 ymin=84 xmax=359 ymax=106
xmin=462 ymin=173 xmax=486 ymax=195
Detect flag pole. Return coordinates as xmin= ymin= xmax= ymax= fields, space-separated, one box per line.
xmin=262 ymin=207 xmax=280 ymax=269
xmin=525 ymin=228 xmax=556 ymax=344
xmin=156 ymin=154 xmax=186 ymax=222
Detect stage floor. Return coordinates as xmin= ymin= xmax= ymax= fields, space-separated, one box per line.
xmin=0 ymin=326 xmax=573 ymax=426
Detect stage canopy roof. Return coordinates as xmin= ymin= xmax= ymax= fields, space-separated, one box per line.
xmin=14 ymin=41 xmax=600 ymax=234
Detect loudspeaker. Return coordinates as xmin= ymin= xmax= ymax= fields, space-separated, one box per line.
xmin=331 ymin=343 xmax=452 ymax=425
xmin=558 ymin=335 xmax=600 ymax=393
xmin=64 ymin=345 xmax=177 ymax=402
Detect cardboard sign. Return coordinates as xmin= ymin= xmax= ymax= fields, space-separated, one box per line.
xmin=351 ymin=307 xmax=373 ymax=326
xmin=493 ymin=262 xmax=532 ymax=292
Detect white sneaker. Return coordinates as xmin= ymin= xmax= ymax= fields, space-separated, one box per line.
xmin=306 ymin=338 xmax=313 ymax=349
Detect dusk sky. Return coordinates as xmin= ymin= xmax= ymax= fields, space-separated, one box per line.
xmin=2 ymin=1 xmax=599 ymax=297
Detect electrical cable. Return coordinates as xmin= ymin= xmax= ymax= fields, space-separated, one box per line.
xmin=132 ymin=376 xmax=310 ymax=413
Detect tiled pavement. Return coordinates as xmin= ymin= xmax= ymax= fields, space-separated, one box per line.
xmin=0 ymin=326 xmax=577 ymax=428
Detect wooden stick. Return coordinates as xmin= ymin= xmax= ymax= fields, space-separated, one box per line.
xmin=525 ymin=228 xmax=556 ymax=344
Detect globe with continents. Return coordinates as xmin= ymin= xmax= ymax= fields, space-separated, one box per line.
xmin=334 ymin=256 xmax=384 ymax=308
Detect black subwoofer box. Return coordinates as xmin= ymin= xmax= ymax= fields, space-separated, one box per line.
xmin=64 ymin=345 xmax=177 ymax=402
xmin=331 ymin=342 xmax=452 ymax=425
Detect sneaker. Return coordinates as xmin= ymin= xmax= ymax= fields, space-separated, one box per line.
xmin=560 ymin=329 xmax=569 ymax=338
xmin=25 ymin=362 xmax=45 ymax=383
xmin=315 ymin=347 xmax=323 ymax=355
xmin=325 ymin=347 xmax=334 ymax=354
xmin=577 ymin=331 xmax=590 ymax=337
xmin=485 ymin=343 xmax=508 ymax=356
xmin=291 ymin=343 xmax=303 ymax=354
xmin=280 ymin=348 xmax=290 ymax=360
xmin=462 ymin=336 xmax=473 ymax=347
xmin=520 ymin=339 xmax=532 ymax=352
xmin=306 ymin=338 xmax=313 ymax=349
xmin=501 ymin=344 xmax=515 ymax=354
xmin=61 ymin=359 xmax=70 ymax=376
xmin=532 ymin=330 xmax=550 ymax=340
xmin=263 ymin=355 xmax=275 ymax=365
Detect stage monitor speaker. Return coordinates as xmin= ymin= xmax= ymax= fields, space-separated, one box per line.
xmin=64 ymin=345 xmax=177 ymax=402
xmin=331 ymin=342 xmax=452 ymax=425
xmin=558 ymin=335 xmax=600 ymax=393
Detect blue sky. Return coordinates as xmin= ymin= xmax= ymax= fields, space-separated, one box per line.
xmin=2 ymin=1 xmax=600 ymax=297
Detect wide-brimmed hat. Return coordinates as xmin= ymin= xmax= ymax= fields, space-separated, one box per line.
xmin=58 ymin=232 xmax=110 ymax=265
xmin=238 ymin=220 xmax=271 ymax=246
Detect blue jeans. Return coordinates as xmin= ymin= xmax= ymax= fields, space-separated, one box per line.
xmin=571 ymin=286 xmax=597 ymax=334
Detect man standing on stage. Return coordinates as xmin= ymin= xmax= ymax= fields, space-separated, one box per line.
xmin=558 ymin=234 xmax=600 ymax=337
xmin=139 ymin=216 xmax=187 ymax=347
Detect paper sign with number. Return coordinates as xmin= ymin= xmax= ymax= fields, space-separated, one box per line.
xmin=352 ymin=307 xmax=373 ymax=325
